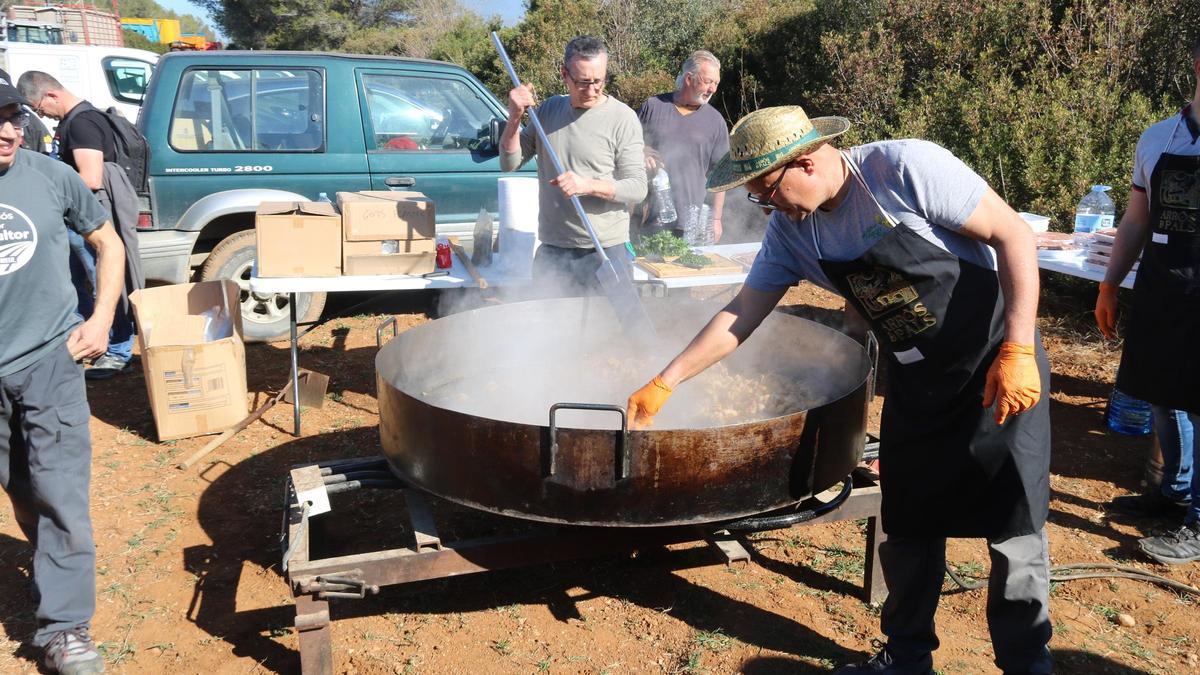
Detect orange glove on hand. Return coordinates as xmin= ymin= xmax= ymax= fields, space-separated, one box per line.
xmin=1094 ymin=282 xmax=1118 ymax=339
xmin=982 ymin=342 xmax=1041 ymax=426
xmin=628 ymin=376 xmax=673 ymax=429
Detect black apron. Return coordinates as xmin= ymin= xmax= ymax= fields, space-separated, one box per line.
xmin=815 ymin=153 xmax=1050 ymax=538
xmin=1116 ymin=115 xmax=1200 ymax=414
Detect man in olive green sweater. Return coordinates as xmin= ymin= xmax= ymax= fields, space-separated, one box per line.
xmin=501 ymin=35 xmax=647 ymax=295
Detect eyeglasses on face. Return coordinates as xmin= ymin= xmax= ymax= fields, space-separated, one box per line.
xmin=746 ymin=164 xmax=792 ymax=211
xmin=564 ymin=71 xmax=606 ymax=90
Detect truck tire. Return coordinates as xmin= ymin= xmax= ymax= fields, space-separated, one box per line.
xmin=198 ymin=230 xmax=326 ymax=343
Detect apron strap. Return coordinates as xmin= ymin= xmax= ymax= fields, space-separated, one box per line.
xmin=812 ymin=151 xmax=900 ymax=257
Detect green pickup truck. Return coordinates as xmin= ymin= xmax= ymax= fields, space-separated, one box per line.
xmin=136 ymin=50 xmax=532 ymax=341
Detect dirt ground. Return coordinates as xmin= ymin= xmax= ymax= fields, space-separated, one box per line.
xmin=2 ymin=280 xmax=1198 ymax=675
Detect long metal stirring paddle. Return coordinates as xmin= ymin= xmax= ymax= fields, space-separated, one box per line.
xmin=491 ymin=32 xmax=656 ymax=343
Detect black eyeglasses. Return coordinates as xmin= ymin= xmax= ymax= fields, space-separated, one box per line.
xmin=746 ymin=164 xmax=791 ymax=211
xmin=0 ymin=110 xmax=28 ymax=128
xmin=564 ymin=71 xmax=606 ymax=90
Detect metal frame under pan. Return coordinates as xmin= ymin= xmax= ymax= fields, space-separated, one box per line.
xmin=280 ymin=456 xmax=886 ymax=675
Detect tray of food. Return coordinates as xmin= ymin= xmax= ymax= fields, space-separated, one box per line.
xmin=1035 ymin=231 xmax=1077 ymax=250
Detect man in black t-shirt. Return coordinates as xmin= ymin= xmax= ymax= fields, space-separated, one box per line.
xmin=17 ymin=71 xmax=134 ymax=380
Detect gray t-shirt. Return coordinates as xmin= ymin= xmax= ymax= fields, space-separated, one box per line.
xmin=746 ymin=139 xmax=992 ymax=295
xmin=501 ymin=94 xmax=646 ymax=248
xmin=638 ymin=93 xmax=729 ymax=220
xmin=0 ymin=149 xmax=109 ymax=376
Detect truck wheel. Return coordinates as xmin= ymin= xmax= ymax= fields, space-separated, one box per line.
xmin=198 ymin=230 xmax=326 ymax=343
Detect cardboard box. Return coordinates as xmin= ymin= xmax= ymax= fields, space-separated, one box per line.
xmin=130 ymin=281 xmax=249 ymax=442
xmin=343 ymin=251 xmax=436 ymax=276
xmin=342 ymin=237 xmax=437 ymax=258
xmin=337 ymin=191 xmax=436 ymax=241
xmin=255 ymin=202 xmax=342 ymax=277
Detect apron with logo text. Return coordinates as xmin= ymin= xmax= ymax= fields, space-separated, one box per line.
xmin=816 ymin=153 xmax=1050 ymax=538
xmin=1116 ymin=115 xmax=1200 ymax=414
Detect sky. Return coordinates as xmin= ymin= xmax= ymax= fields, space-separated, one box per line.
xmin=154 ymin=0 xmax=529 ymax=40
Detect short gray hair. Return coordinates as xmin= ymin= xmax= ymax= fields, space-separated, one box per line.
xmin=16 ymin=70 xmax=64 ymax=101
xmin=564 ymin=35 xmax=607 ymax=67
xmin=675 ymin=50 xmax=720 ymax=89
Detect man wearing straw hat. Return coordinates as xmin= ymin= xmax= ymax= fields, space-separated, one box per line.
xmin=627 ymin=106 xmax=1051 ymax=674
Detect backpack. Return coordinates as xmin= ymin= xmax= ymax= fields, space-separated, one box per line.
xmin=62 ymin=104 xmax=151 ymax=194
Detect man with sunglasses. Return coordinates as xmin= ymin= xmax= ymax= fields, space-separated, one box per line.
xmin=0 ymin=83 xmax=121 ymax=674
xmin=628 ymin=106 xmax=1051 ymax=674
xmin=637 ymin=50 xmax=729 ymax=243
xmin=501 ymin=35 xmax=646 ymax=296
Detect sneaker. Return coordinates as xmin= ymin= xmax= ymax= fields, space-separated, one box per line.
xmin=43 ymin=627 xmax=105 ymax=674
xmin=84 ymin=355 xmax=131 ymax=381
xmin=835 ymin=643 xmax=933 ymax=674
xmin=1139 ymin=522 xmax=1200 ymax=565
xmin=1109 ymin=492 xmax=1190 ymax=519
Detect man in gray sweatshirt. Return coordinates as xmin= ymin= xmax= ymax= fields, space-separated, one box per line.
xmin=501 ymin=35 xmax=647 ymax=295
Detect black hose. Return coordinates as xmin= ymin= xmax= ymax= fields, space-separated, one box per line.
xmin=720 ymin=478 xmax=854 ymax=532
xmin=323 ymin=470 xmax=398 ymax=485
xmin=325 ymin=478 xmax=405 ymax=495
xmin=314 ymin=456 xmax=389 ymax=474
xmin=945 ymin=561 xmax=1200 ymax=597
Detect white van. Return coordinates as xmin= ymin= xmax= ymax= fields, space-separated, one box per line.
xmin=0 ymin=43 xmax=158 ymax=129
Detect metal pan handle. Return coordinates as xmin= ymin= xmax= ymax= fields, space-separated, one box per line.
xmin=375 ymin=316 xmax=398 ymax=348
xmin=546 ymin=403 xmax=630 ymax=482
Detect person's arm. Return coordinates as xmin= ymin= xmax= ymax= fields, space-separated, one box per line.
xmin=72 ymin=148 xmax=104 ymax=191
xmin=66 ymin=221 xmax=124 ymax=360
xmin=1105 ymin=190 xmax=1151 ymax=283
xmin=499 ymin=83 xmax=536 ymax=171
xmin=553 ymin=109 xmax=647 ymax=204
xmin=627 ymin=285 xmax=785 ymax=427
xmin=1095 ymin=189 xmax=1151 ymax=338
xmin=956 ymin=186 xmax=1040 ymax=424
xmin=659 ymin=285 xmax=786 ymax=386
xmin=957 ymin=186 xmax=1038 ymax=345
xmin=711 ymin=191 xmax=725 ymax=242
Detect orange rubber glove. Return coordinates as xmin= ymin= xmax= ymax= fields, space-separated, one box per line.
xmin=1094 ymin=282 xmax=1118 ymax=339
xmin=982 ymin=342 xmax=1041 ymax=426
xmin=628 ymin=376 xmax=673 ymax=429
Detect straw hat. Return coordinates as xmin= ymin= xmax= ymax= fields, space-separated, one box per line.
xmin=707 ymin=105 xmax=850 ymax=192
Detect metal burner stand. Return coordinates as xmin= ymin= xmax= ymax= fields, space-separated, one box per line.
xmin=281 ymin=457 xmax=885 ymax=675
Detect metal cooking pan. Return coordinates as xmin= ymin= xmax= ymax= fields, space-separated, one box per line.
xmin=377 ymin=297 xmax=871 ymax=526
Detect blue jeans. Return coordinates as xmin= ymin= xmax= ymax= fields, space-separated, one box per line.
xmin=1150 ymin=405 xmax=1200 ymax=525
xmin=66 ymin=229 xmax=134 ymax=362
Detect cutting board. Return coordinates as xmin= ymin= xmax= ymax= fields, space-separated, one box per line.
xmin=637 ymin=253 xmax=745 ymax=278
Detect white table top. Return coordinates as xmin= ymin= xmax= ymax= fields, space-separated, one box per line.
xmin=1037 ymin=249 xmax=1135 ymax=290
xmin=249 ymin=252 xmax=532 ymax=293
xmin=630 ymin=242 xmax=760 ymax=289
xmin=251 ymin=243 xmax=763 ymax=294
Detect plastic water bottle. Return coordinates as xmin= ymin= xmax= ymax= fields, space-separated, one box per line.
xmin=1073 ymin=185 xmax=1115 ymax=247
xmin=684 ymin=204 xmax=713 ymax=246
xmin=652 ymin=170 xmax=678 ymax=226
xmin=316 ymin=192 xmax=332 ymax=203
xmin=1106 ymin=388 xmax=1153 ymax=436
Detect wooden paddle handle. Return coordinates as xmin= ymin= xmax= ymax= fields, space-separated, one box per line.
xmin=176 ymin=385 xmax=290 ymax=470
xmin=448 ymin=237 xmax=488 ymax=289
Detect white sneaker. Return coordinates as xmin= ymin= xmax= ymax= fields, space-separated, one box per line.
xmin=42 ymin=628 xmax=105 ymax=674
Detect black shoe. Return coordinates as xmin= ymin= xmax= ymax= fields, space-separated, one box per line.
xmin=1139 ymin=522 xmax=1200 ymax=565
xmin=84 ymin=355 xmax=131 ymax=381
xmin=1108 ymin=492 xmax=1190 ymax=519
xmin=835 ymin=643 xmax=933 ymax=674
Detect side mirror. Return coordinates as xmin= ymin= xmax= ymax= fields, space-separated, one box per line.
xmin=490 ymin=118 xmax=504 ymax=149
